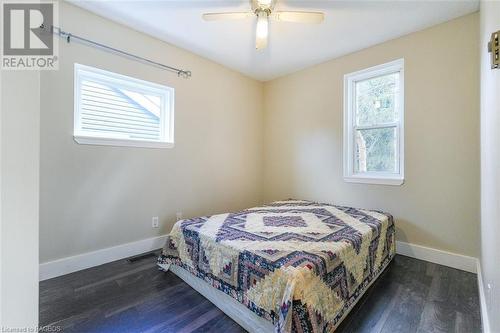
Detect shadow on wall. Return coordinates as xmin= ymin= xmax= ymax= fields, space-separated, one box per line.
xmin=395 ymin=219 xmax=456 ymax=252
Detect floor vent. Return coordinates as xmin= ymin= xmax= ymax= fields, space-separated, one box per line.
xmin=126 ymin=251 xmax=159 ymax=263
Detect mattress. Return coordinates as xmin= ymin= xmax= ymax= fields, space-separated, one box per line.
xmin=158 ymin=200 xmax=395 ymax=332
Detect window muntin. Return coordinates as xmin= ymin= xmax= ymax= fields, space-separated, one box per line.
xmin=344 ymin=59 xmax=404 ymax=185
xmin=74 ymin=64 xmax=174 ymax=148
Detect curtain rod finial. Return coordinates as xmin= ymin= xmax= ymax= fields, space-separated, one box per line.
xmin=179 ymin=70 xmax=192 ymax=79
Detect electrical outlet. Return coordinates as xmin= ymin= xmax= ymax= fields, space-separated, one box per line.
xmin=486 ymin=283 xmax=493 ymax=308
xmin=152 ymin=216 xmax=159 ymax=228
xmin=176 ymin=212 xmax=183 ymax=221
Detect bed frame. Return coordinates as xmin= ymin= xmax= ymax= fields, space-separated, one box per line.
xmin=158 ymin=258 xmax=393 ymax=332
xmin=158 ymin=263 xmax=274 ymax=332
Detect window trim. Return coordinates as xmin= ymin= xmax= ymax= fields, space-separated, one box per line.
xmin=343 ymin=58 xmax=405 ymax=186
xmin=73 ymin=63 xmax=175 ymax=149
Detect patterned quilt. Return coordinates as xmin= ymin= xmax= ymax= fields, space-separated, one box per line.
xmin=158 ymin=200 xmax=395 ymax=332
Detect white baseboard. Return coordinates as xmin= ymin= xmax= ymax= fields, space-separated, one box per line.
xmin=39 ymin=237 xmax=477 ymax=280
xmin=476 ymin=260 xmax=491 ymax=333
xmin=39 ymin=235 xmax=168 ymax=281
xmin=396 ymin=241 xmax=477 ymax=273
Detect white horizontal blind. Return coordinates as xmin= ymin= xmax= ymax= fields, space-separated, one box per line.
xmin=74 ymin=64 xmax=174 ymax=148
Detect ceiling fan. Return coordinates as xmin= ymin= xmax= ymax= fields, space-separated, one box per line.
xmin=202 ymin=0 xmax=325 ymax=50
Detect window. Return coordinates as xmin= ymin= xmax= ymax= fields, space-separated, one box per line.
xmin=74 ymin=64 xmax=174 ymax=148
xmin=343 ymin=59 xmax=404 ymax=185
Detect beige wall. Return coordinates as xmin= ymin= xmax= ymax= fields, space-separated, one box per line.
xmin=40 ymin=2 xmax=264 ymax=263
xmin=40 ymin=3 xmax=480 ymax=266
xmin=480 ymin=1 xmax=500 ymax=331
xmin=263 ymin=13 xmax=480 ymax=257
xmin=1 ymin=71 xmax=40 ymax=327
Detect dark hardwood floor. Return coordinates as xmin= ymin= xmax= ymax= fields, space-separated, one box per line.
xmin=39 ymin=254 xmax=482 ymax=333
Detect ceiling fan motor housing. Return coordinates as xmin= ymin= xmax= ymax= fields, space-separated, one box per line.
xmin=251 ymin=0 xmax=275 ymax=13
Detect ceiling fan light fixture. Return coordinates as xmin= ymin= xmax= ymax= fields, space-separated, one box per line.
xmin=256 ymin=10 xmax=269 ymax=49
xmin=202 ymin=0 xmax=325 ymax=50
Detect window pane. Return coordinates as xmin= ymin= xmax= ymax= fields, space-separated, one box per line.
xmin=80 ymin=80 xmax=162 ymax=141
xmin=355 ymin=73 xmax=399 ymax=126
xmin=75 ymin=64 xmax=174 ymax=147
xmin=355 ymin=127 xmax=397 ymax=173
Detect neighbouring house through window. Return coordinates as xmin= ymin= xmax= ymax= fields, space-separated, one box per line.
xmin=74 ymin=63 xmax=174 ymax=148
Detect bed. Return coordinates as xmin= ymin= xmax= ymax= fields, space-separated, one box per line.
xmin=157 ymin=199 xmax=395 ymax=332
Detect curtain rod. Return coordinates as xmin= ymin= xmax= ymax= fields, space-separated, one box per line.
xmin=42 ymin=25 xmax=192 ymax=79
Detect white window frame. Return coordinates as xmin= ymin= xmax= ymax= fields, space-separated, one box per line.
xmin=343 ymin=58 xmax=404 ymax=186
xmin=74 ymin=63 xmax=175 ymax=149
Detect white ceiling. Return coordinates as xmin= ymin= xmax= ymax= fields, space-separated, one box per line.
xmin=71 ymin=0 xmax=479 ymax=81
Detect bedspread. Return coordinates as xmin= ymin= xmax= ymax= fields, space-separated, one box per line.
xmin=158 ymin=200 xmax=395 ymax=332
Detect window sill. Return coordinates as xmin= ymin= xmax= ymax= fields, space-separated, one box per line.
xmin=74 ymin=135 xmax=174 ymax=149
xmin=344 ymin=175 xmax=404 ymax=186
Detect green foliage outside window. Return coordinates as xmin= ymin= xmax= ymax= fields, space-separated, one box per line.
xmin=355 ymin=73 xmax=399 ymax=173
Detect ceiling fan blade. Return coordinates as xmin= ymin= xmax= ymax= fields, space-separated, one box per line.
xmin=273 ymin=11 xmax=325 ymax=24
xmin=202 ymin=12 xmax=253 ymax=21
